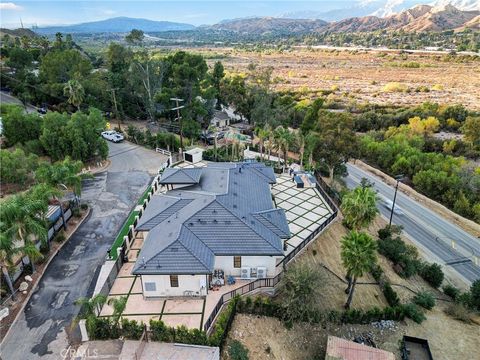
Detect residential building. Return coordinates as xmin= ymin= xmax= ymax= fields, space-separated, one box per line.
xmin=132 ymin=162 xmax=290 ymax=298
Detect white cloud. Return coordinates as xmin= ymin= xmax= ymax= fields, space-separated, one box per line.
xmin=0 ymin=2 xmax=23 ymax=11
xmin=102 ymin=9 xmax=117 ymax=16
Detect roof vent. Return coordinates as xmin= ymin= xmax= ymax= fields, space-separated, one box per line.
xmin=242 ymin=216 xmax=246 ymax=220
xmin=233 ymin=204 xmax=237 ymax=209
xmin=171 ymin=247 xmax=178 ymax=252
xmin=213 ymin=209 xmax=217 ymax=214
xmin=168 ymin=232 xmax=173 ymax=237
xmin=188 ymin=222 xmax=194 ymax=226
xmin=142 ymin=257 xmax=146 ymax=268
xmin=251 ymin=220 xmax=255 ymax=225
xmin=225 ymin=220 xmax=231 ymax=225
xmin=233 ymin=192 xmax=237 ymax=196
xmin=234 ymin=181 xmax=237 ymax=185
xmin=213 ymin=219 xmax=218 ymax=224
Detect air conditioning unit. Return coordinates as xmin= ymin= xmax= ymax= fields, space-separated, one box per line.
xmin=240 ymin=267 xmax=251 ymax=279
xmin=257 ymin=267 xmax=267 ymax=279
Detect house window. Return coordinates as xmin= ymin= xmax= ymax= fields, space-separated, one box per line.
xmin=170 ymin=275 xmax=179 ymax=287
xmin=145 ymin=282 xmax=156 ymax=292
xmin=234 ymin=256 xmax=242 ymax=268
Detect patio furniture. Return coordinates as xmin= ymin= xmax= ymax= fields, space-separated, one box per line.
xmin=227 ymin=275 xmax=236 ymax=285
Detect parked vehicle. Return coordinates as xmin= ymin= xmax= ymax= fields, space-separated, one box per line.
xmin=101 ymin=130 xmax=124 ymax=143
xmin=37 ymin=107 xmax=47 ymax=115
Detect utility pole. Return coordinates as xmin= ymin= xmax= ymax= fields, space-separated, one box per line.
xmin=108 ymin=88 xmax=120 ymax=130
xmin=170 ymin=97 xmax=185 ymax=152
xmin=389 ymin=175 xmax=404 ymax=227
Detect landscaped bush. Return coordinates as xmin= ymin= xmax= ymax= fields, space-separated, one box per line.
xmin=370 ymin=263 xmax=383 ymax=282
xmin=149 ymin=320 xmax=175 ymax=342
xmin=470 ymin=279 xmax=480 ymax=310
xmin=377 ymin=234 xmax=421 ymax=278
xmin=413 ymin=292 xmax=436 ymax=310
xmin=54 ymin=230 xmax=66 ymax=243
xmin=208 ymin=296 xmax=239 ymax=347
xmin=383 ymin=282 xmax=400 ymax=307
xmin=86 ymin=317 xmax=120 ymax=340
xmin=443 ymin=284 xmax=460 ymax=300
xmin=420 ymin=263 xmax=444 ymax=289
xmin=228 ymin=340 xmax=249 ymax=360
xmin=402 ymin=303 xmax=426 ymax=324
xmin=121 ymin=319 xmax=144 ymax=340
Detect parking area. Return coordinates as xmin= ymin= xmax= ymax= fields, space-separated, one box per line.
xmin=272 ymin=175 xmax=333 ymax=255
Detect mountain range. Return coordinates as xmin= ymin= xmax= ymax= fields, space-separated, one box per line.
xmin=34 ymin=17 xmax=194 ymax=35
xmin=30 ymin=3 xmax=480 ymax=37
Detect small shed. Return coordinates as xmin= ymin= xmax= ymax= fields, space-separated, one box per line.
xmin=211 ymin=110 xmax=230 ymax=128
xmin=184 ymin=148 xmax=204 ymax=164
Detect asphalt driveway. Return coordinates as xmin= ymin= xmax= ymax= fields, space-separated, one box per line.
xmin=0 ymin=142 xmax=167 ymax=359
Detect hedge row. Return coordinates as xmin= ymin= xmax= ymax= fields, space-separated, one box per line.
xmin=235 ymin=295 xmax=426 ymax=325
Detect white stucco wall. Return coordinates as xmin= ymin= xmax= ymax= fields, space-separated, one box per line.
xmin=213 ymin=256 xmax=278 ymax=277
xmin=141 ymin=274 xmax=207 ymax=297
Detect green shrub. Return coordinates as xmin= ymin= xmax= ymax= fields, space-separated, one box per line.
xmin=420 ymin=263 xmax=444 ymax=288
xmin=80 ymin=203 xmax=88 ymax=210
xmin=470 ymin=279 xmax=480 ymax=310
xmin=370 ymin=264 xmax=383 ymax=282
xmin=383 ymin=282 xmax=400 ymax=307
xmin=86 ymin=317 xmax=120 ymax=340
xmin=228 ymin=340 xmax=249 ymax=360
xmin=150 ymin=320 xmax=174 ymax=342
xmin=54 ymin=231 xmax=66 ymax=243
xmin=208 ymin=296 xmax=238 ymax=347
xmin=443 ymin=284 xmax=460 ymax=300
xmin=402 ymin=303 xmax=426 ymax=324
xmin=413 ymin=292 xmax=436 ymax=310
xmin=121 ymin=319 xmax=144 ymax=340
xmin=377 ymin=235 xmax=421 ymax=278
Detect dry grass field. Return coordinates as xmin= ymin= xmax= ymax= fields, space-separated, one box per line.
xmin=189 ymin=47 xmax=480 ymax=110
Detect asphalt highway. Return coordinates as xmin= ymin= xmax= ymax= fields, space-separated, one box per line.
xmin=344 ymin=163 xmax=480 ymax=284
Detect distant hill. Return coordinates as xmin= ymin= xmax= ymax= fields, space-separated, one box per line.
xmin=209 ymin=17 xmax=327 ymax=35
xmin=321 ymin=4 xmax=479 ymax=32
xmin=0 ymin=28 xmax=38 ymax=38
xmin=211 ymin=4 xmax=478 ymax=35
xmin=34 ymin=17 xmax=195 ymax=35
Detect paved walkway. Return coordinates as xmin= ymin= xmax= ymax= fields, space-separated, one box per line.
xmin=0 ymin=142 xmax=167 ymax=360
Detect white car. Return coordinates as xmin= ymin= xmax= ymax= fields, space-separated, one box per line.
xmin=382 ymin=198 xmax=404 ymax=215
xmin=101 ymin=130 xmax=124 ymax=143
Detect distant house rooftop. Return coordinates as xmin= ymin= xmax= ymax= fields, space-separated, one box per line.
xmin=326 ymin=336 xmax=395 ymax=360
xmin=133 ymin=162 xmax=289 ymax=275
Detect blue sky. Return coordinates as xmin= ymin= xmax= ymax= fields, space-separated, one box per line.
xmin=0 ymin=1 xmax=432 ymax=28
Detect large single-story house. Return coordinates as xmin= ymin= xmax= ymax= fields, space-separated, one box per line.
xmin=132 ymin=162 xmax=290 ymax=298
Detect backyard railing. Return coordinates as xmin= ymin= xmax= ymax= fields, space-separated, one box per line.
xmin=203 ymin=273 xmax=282 ymax=332
xmin=203 ymin=171 xmax=341 ymax=333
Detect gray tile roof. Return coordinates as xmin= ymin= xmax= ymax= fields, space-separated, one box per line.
xmin=133 ymin=162 xmax=289 ymax=275
xmin=159 ymin=168 xmax=203 ymax=184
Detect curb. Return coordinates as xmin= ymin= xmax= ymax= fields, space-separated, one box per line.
xmin=0 ymin=207 xmax=92 ymax=346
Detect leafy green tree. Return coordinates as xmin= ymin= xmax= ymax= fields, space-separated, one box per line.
xmin=470 ymin=279 xmax=480 ymax=310
xmin=125 ymin=29 xmax=144 ymax=44
xmin=63 ymin=79 xmax=85 ymax=110
xmin=1 ymin=192 xmax=48 ymax=272
xmin=341 ymin=185 xmax=379 ymax=230
xmin=0 ymin=232 xmax=20 ymax=299
xmin=228 ymin=340 xmax=249 ymax=360
xmin=0 ymin=148 xmax=39 ymax=185
xmin=1 ymin=105 xmax=43 ymax=146
xmin=273 ymin=126 xmax=294 ymax=171
xmin=461 ymin=116 xmax=480 ymax=150
xmin=212 ymin=61 xmax=225 ymax=108
xmin=108 ymin=296 xmax=127 ymax=323
xmin=341 ymin=231 xmax=377 ymax=309
xmin=40 ymin=111 xmax=70 ymax=160
xmin=312 ymin=110 xmax=357 ymax=180
xmin=276 ymin=262 xmax=323 ymax=323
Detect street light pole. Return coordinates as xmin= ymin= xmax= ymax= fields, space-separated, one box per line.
xmin=389 ymin=175 xmax=404 ymax=227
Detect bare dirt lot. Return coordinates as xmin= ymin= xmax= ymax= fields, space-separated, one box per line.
xmin=188 ymin=47 xmax=480 ymax=110
xmin=224 ymin=218 xmax=480 ymax=360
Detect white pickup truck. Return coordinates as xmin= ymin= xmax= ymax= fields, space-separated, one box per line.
xmin=101 ymin=130 xmax=124 ymax=143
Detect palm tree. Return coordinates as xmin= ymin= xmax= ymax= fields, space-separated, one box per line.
xmin=274 ymin=126 xmax=294 ymax=172
xmin=75 ymin=294 xmax=107 ymax=318
xmin=256 ymin=127 xmax=269 ymax=161
xmin=108 ymin=296 xmax=127 ymax=323
xmin=63 ymin=79 xmax=85 ymax=110
xmin=0 ymin=232 xmax=18 ymax=299
xmin=1 ymin=193 xmax=48 ymax=273
xmin=341 ymin=231 xmax=377 ymax=309
xmin=341 ymin=185 xmax=379 ymax=230
xmin=296 ymin=131 xmax=305 ymax=168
